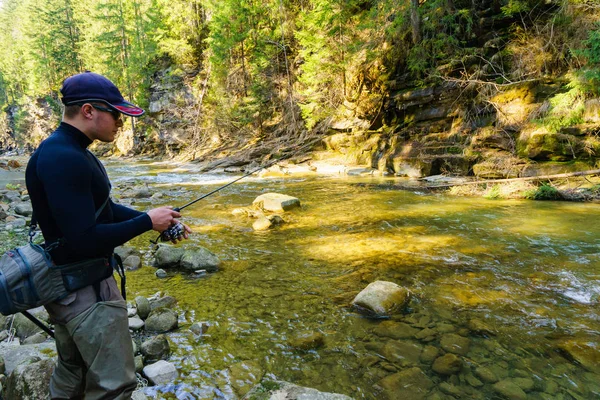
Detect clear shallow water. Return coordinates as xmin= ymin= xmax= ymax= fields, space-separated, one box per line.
xmin=106 ymin=160 xmax=600 ymax=399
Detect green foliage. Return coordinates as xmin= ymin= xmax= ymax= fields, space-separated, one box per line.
xmin=483 ymin=185 xmax=503 ymax=200
xmin=523 ymin=183 xmax=562 ymax=200
xmin=5 ymin=183 xmax=21 ymax=190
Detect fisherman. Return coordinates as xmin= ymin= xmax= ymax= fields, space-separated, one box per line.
xmin=25 ymin=71 xmax=192 ymax=399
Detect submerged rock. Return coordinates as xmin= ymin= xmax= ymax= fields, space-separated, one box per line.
xmin=492 ymin=379 xmax=527 ymax=400
xmin=180 ymin=247 xmax=220 ymax=272
xmin=432 ymin=353 xmax=463 ymax=375
xmin=143 ymin=360 xmax=177 ymax=385
xmin=352 ymin=281 xmax=411 ymax=318
xmin=252 ymin=193 xmax=300 ymax=212
xmin=558 ymin=339 xmax=600 ymax=373
xmin=243 ymin=380 xmax=353 ymax=400
xmin=288 ymin=332 xmax=325 ymax=351
xmin=376 ymin=367 xmax=433 ymax=400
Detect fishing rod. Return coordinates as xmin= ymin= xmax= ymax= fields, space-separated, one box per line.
xmin=153 ymin=156 xmax=286 ymax=243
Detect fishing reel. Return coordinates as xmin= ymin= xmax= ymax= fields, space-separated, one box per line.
xmin=160 ymin=222 xmax=186 ymax=242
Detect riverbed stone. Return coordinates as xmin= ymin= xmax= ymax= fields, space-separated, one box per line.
xmin=180 ymin=247 xmax=220 ymax=272
xmin=474 ymin=365 xmax=499 ymax=383
xmin=557 ymin=339 xmax=600 ymax=373
xmin=12 ymin=309 xmax=49 ymax=340
xmin=140 ymin=334 xmax=171 ymax=363
xmin=512 ymin=377 xmax=535 ymax=392
xmin=13 ymin=202 xmax=32 ymax=217
xmin=155 ymin=269 xmax=167 ymax=278
xmin=253 ymin=193 xmax=300 ymax=212
xmin=493 ymin=379 xmax=528 ymax=400
xmin=123 ymin=255 xmax=142 ymax=271
xmin=466 ymin=318 xmax=496 ymax=336
xmin=135 ymin=296 xmax=151 ymax=320
xmin=381 ymin=341 xmax=422 ymax=366
xmin=22 ymin=333 xmax=47 ymax=345
xmin=376 ymin=367 xmax=434 ymax=400
xmin=153 ymin=244 xmax=184 ymax=268
xmin=352 ymin=281 xmax=411 ymax=318
xmin=145 ymin=309 xmax=178 ymax=333
xmin=5 ymin=358 xmax=54 ymax=400
xmin=440 ymin=333 xmax=471 ymax=356
xmin=190 ymin=322 xmax=209 ymax=335
xmin=226 ymin=360 xmax=264 ymax=397
xmin=253 ymin=216 xmax=273 ymax=231
xmin=0 ymin=343 xmax=56 ymax=375
xmin=420 ymin=345 xmax=440 ymax=364
xmin=373 ymin=321 xmax=419 ymax=340
xmin=439 ymin=382 xmax=463 ymax=397
xmin=243 ymin=380 xmax=353 ymax=400
xmin=128 ymin=317 xmax=145 ymax=331
xmin=288 ymin=331 xmax=325 ymax=351
xmin=432 ymin=353 xmax=463 ymax=375
xmin=143 ymin=360 xmax=177 ymax=385
xmin=149 ymin=295 xmax=177 ymax=311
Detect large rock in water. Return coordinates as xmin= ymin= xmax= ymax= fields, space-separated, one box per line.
xmin=153 ymin=244 xmax=184 ymax=268
xmin=143 ymin=360 xmax=177 ymax=385
xmin=352 ymin=281 xmax=411 ymax=318
xmin=252 ymin=193 xmax=300 ymax=212
xmin=243 ymin=380 xmax=353 ymax=400
xmin=141 ymin=334 xmax=171 ymax=363
xmin=145 ymin=309 xmax=178 ymax=333
xmin=180 ymin=247 xmax=221 ymax=272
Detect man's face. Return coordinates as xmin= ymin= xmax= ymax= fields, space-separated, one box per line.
xmin=89 ymin=103 xmax=124 ymax=142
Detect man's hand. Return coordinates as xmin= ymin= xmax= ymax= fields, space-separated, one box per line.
xmin=147 ymin=206 xmax=181 ymax=232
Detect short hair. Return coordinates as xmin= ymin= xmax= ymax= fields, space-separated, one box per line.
xmin=64 ymin=104 xmax=81 ymax=119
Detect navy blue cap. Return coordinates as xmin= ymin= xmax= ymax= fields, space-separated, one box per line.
xmin=60 ymin=72 xmax=144 ymax=117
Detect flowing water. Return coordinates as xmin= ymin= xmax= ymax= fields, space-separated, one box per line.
xmin=106 ymin=160 xmax=600 ymax=400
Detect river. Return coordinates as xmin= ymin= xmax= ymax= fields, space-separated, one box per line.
xmin=106 ymin=159 xmax=600 ymax=399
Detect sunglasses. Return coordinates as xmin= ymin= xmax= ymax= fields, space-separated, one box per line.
xmin=91 ymin=104 xmax=121 ymax=120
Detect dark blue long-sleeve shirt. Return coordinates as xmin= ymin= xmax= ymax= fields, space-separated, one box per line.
xmin=25 ymin=122 xmax=152 ymax=264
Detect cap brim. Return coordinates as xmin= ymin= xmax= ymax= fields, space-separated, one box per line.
xmin=109 ymin=101 xmax=145 ymax=117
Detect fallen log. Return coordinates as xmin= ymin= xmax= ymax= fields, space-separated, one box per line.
xmin=426 ymin=169 xmax=600 ymax=188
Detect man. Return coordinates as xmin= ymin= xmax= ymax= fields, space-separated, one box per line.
xmin=25 ymin=71 xmax=192 ymax=399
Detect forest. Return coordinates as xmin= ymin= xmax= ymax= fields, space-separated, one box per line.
xmin=1 ymin=0 xmax=600 ymax=169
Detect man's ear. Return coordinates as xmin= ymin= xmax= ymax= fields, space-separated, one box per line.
xmin=80 ymin=104 xmax=94 ymax=120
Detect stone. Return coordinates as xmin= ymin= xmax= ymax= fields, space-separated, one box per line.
xmin=381 ymin=341 xmax=423 ymax=367
xmin=1 ymin=343 xmax=57 ymax=375
xmin=558 ymin=339 xmax=600 ymax=373
xmin=243 ymin=380 xmax=353 ymax=400
xmin=5 ymin=358 xmax=54 ymax=400
xmin=143 ymin=360 xmax=177 ymax=385
xmin=13 ymin=202 xmax=33 ymax=217
xmin=373 ymin=321 xmax=419 ymax=340
xmin=432 ymin=353 xmax=463 ymax=375
xmin=180 ymin=247 xmax=220 ymax=272
xmin=12 ymin=309 xmax=49 ymax=340
xmin=134 ymin=356 xmax=144 ymax=373
xmin=128 ymin=317 xmax=145 ymax=331
xmin=252 ymin=193 xmax=300 ymax=212
xmin=352 ymin=281 xmax=411 ymax=318
xmin=439 ymin=382 xmax=463 ymax=397
xmin=512 ymin=377 xmax=534 ymax=392
xmin=190 ymin=322 xmax=209 ymax=335
xmin=140 ymin=334 xmax=171 ymax=363
xmin=149 ymin=295 xmax=177 ymax=311
xmin=253 ymin=216 xmax=273 ymax=231
xmin=114 ymin=246 xmax=141 ymax=260
xmin=135 ymin=296 xmax=151 ymax=320
xmin=155 ymin=269 xmax=167 ymax=278
xmin=288 ymin=332 xmax=325 ymax=351
xmin=376 ymin=367 xmax=434 ymax=400
xmin=145 ymin=309 xmax=178 ymax=333
xmin=474 ymin=366 xmax=499 ymax=383
xmin=226 ymin=360 xmax=264 ymax=397
xmin=420 ymin=345 xmax=440 ymax=364
xmin=493 ymin=380 xmax=528 ymax=400
xmin=123 ymin=255 xmax=142 ymax=271
xmin=153 ymin=244 xmax=184 ymax=268
xmin=132 ymin=186 xmax=152 ymax=199
xmin=466 ymin=319 xmax=496 ymax=336
xmin=22 ymin=333 xmax=47 ymax=345
xmin=440 ymin=333 xmax=471 ymax=356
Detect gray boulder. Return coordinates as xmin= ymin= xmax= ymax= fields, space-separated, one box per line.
xmin=140 ymin=334 xmax=170 ymax=363
xmin=143 ymin=360 xmax=177 ymax=385
xmin=352 ymin=281 xmax=411 ymax=318
xmin=123 ymin=255 xmax=142 ymax=271
xmin=149 ymin=295 xmax=177 ymax=311
xmin=145 ymin=309 xmax=178 ymax=333
xmin=252 ymin=193 xmax=300 ymax=212
xmin=12 ymin=308 xmax=50 ymax=340
xmin=135 ymin=296 xmax=151 ymax=320
xmin=128 ymin=317 xmax=145 ymax=331
xmin=243 ymin=380 xmax=353 ymax=400
xmin=13 ymin=202 xmax=33 ymax=217
xmin=1 ymin=343 xmax=57 ymax=375
xmin=5 ymin=358 xmax=54 ymax=400
xmin=180 ymin=248 xmax=220 ymax=272
xmin=153 ymin=244 xmax=184 ymax=268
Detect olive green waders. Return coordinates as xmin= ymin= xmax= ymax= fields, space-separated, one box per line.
xmin=50 ymin=300 xmax=136 ymax=399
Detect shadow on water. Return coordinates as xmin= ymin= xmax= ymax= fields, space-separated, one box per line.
xmin=108 ymin=161 xmax=600 ymax=399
